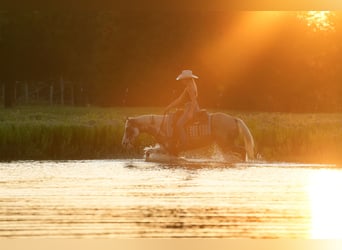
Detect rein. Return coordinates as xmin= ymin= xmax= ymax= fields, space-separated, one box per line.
xmin=156 ymin=112 xmax=167 ymax=139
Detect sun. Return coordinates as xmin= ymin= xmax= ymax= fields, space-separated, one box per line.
xmin=308 ymin=170 xmax=342 ymax=239
xmin=297 ymin=11 xmax=335 ymax=32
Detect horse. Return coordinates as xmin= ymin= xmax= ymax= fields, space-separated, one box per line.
xmin=121 ymin=112 xmax=255 ymax=162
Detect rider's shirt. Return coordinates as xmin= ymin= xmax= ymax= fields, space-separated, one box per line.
xmin=183 ymin=81 xmax=200 ymax=118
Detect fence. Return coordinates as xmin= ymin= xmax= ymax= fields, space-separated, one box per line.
xmin=0 ymin=77 xmax=89 ymax=106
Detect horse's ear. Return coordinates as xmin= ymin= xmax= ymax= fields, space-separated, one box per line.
xmin=128 ymin=118 xmax=138 ymax=126
xmin=123 ymin=117 xmax=136 ymax=125
xmin=123 ymin=116 xmax=129 ymax=123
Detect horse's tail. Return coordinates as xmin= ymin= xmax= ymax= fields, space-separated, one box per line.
xmin=236 ymin=118 xmax=255 ymax=161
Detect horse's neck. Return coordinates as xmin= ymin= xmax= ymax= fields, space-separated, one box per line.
xmin=136 ymin=115 xmax=163 ymax=137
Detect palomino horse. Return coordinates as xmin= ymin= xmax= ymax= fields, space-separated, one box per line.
xmin=122 ymin=112 xmax=255 ymax=161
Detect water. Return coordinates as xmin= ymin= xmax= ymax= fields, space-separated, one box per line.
xmin=0 ymin=159 xmax=341 ymax=238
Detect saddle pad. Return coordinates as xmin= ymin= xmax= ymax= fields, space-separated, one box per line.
xmin=166 ymin=111 xmax=211 ymax=138
xmin=186 ymin=122 xmax=211 ymax=137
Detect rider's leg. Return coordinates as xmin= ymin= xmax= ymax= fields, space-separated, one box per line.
xmin=176 ymin=115 xmax=188 ymax=148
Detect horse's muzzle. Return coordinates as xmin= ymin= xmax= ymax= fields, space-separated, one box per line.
xmin=122 ymin=140 xmax=133 ymax=149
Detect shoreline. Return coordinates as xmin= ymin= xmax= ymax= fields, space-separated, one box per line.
xmin=0 ymin=106 xmax=341 ymax=164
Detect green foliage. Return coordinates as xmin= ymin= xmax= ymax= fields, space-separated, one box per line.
xmin=0 ymin=106 xmax=146 ymax=160
xmin=236 ymin=112 xmax=342 ymax=163
xmin=0 ymin=106 xmax=341 ymax=163
xmin=1 ymin=11 xmax=342 ymax=111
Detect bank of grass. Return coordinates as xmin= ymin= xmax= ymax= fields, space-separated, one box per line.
xmin=234 ymin=111 xmax=342 ymax=164
xmin=0 ymin=106 xmax=341 ymax=163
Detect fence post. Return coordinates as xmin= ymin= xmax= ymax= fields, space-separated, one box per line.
xmin=70 ymin=83 xmax=74 ymax=106
xmin=4 ymin=81 xmax=15 ymax=108
xmin=25 ymin=81 xmax=29 ymax=104
xmin=60 ymin=76 xmax=64 ymax=105
xmin=14 ymin=81 xmax=17 ymax=103
xmin=50 ymin=84 xmax=54 ymax=105
xmin=0 ymin=82 xmax=3 ymax=104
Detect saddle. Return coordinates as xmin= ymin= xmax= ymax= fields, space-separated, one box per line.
xmin=166 ymin=109 xmax=211 ymax=138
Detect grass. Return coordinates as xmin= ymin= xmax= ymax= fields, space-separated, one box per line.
xmin=0 ymin=106 xmax=341 ymax=163
xmin=235 ymin=112 xmax=342 ymax=163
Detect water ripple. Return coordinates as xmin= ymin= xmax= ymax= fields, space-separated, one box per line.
xmin=0 ymin=160 xmax=341 ymax=238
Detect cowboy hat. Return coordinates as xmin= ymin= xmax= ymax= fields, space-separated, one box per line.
xmin=176 ymin=70 xmax=199 ymax=80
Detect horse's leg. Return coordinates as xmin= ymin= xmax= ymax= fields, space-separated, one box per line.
xmin=214 ymin=127 xmax=246 ymax=162
xmin=232 ymin=145 xmax=246 ymax=158
xmin=216 ymin=144 xmax=242 ymax=162
xmin=214 ymin=136 xmax=237 ymax=161
xmin=211 ymin=113 xmax=252 ymax=161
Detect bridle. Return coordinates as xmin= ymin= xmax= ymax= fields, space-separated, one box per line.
xmin=125 ymin=114 xmax=167 ymax=144
xmin=156 ymin=113 xmax=167 ymax=139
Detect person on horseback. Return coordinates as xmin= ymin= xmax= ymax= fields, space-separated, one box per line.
xmin=164 ymin=70 xmax=200 ymax=151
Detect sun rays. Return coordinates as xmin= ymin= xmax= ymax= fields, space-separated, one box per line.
xmin=198 ymin=11 xmax=336 ymax=89
xmin=199 ymin=11 xmax=283 ymax=84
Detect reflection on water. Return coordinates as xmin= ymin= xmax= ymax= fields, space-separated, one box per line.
xmin=0 ymin=160 xmax=341 ymax=238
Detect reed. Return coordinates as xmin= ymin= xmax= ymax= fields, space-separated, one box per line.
xmin=237 ymin=112 xmax=342 ymax=163
xmin=0 ymin=106 xmax=341 ymax=163
xmin=0 ymin=106 xmax=156 ymax=160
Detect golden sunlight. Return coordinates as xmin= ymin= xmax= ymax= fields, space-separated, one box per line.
xmin=308 ymin=170 xmax=342 ymax=239
xmin=199 ymin=11 xmax=282 ymax=82
xmin=297 ymin=11 xmax=335 ymax=31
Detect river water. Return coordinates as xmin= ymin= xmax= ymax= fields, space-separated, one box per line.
xmin=0 ymin=159 xmax=341 ymax=238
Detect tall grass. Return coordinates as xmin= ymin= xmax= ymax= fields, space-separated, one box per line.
xmin=0 ymin=106 xmax=157 ymax=160
xmin=0 ymin=106 xmax=341 ymax=163
xmin=237 ymin=112 xmax=342 ymax=163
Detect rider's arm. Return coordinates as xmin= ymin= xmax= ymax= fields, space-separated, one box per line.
xmin=165 ymin=89 xmax=187 ymax=112
xmin=186 ymin=83 xmax=198 ymax=110
xmin=187 ymin=84 xmax=197 ymax=104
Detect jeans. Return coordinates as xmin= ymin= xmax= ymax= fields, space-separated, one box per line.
xmin=176 ymin=106 xmax=192 ymax=147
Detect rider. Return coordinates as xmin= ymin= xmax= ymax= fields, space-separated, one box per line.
xmin=164 ymin=70 xmax=200 ymax=150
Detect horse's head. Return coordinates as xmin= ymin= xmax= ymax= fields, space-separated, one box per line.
xmin=122 ymin=118 xmax=140 ymax=149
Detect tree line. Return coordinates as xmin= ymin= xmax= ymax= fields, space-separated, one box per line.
xmin=0 ymin=11 xmax=341 ymax=112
